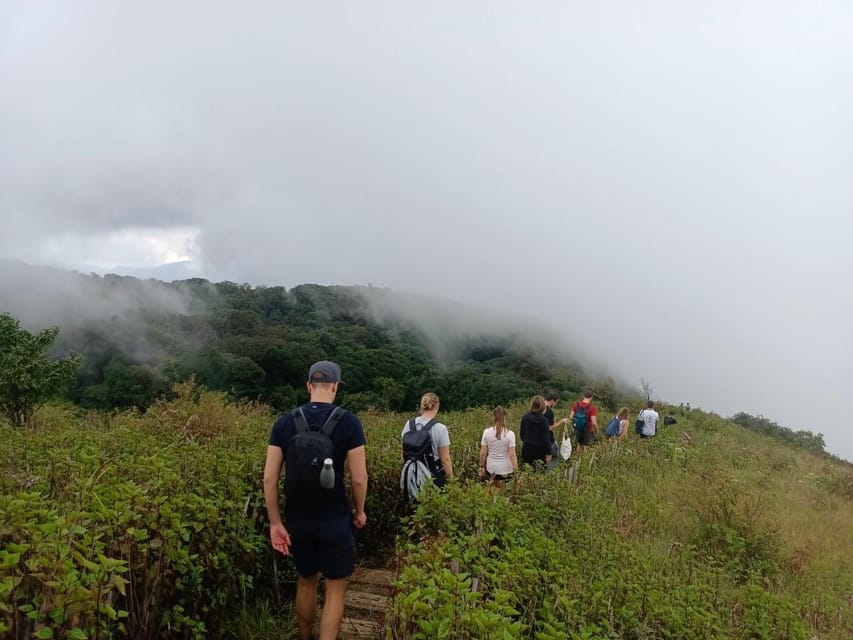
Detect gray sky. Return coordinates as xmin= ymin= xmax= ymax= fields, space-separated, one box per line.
xmin=1 ymin=2 xmax=851 ymax=459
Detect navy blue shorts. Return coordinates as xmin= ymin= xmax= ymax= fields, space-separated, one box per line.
xmin=287 ymin=516 xmax=354 ymax=579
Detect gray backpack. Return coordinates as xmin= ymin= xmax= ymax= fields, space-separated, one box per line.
xmin=400 ymin=418 xmax=438 ymax=500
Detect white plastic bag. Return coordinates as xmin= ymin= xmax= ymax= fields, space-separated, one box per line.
xmin=559 ymin=429 xmax=572 ymax=460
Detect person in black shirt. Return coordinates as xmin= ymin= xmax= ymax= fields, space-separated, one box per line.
xmin=543 ymin=391 xmax=569 ymax=467
xmin=543 ymin=391 xmax=558 ymax=427
xmin=520 ymin=395 xmax=553 ymax=468
xmin=263 ymin=361 xmax=368 ymax=640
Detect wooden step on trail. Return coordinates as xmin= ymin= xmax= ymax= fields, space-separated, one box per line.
xmin=315 ymin=566 xmax=396 ymax=639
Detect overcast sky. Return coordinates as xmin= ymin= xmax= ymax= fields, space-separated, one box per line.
xmin=1 ymin=2 xmax=851 ymax=459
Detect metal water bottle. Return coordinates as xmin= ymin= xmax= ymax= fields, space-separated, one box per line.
xmin=319 ymin=458 xmax=335 ymax=489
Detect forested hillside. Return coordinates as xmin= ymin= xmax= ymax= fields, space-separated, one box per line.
xmin=2 ymin=262 xmax=848 ymax=639
xmin=0 ymin=261 xmax=624 ymax=414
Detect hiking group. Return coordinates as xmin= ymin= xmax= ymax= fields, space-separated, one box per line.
xmin=511 ymin=390 xmax=661 ymax=474
xmin=264 ymin=361 xmax=664 ymax=640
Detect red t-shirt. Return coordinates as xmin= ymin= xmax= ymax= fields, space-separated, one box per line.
xmin=571 ymin=401 xmax=597 ymax=431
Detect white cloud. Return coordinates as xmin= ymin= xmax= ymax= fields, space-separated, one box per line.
xmin=34 ymin=227 xmax=199 ymax=269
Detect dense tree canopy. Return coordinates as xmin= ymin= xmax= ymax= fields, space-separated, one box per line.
xmin=0 ymin=313 xmax=80 ymax=427
xmin=0 ymin=267 xmax=828 ymax=453
xmin=38 ymin=279 xmax=612 ymax=414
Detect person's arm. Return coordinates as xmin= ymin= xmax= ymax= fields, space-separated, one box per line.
xmin=479 ymin=444 xmax=488 ymax=477
xmin=347 ymin=445 xmax=368 ymax=528
xmin=619 ymin=419 xmax=628 ymax=439
xmin=590 ymin=415 xmax=599 ymax=432
xmin=509 ymin=443 xmax=518 ymax=472
xmin=550 ymin=417 xmax=569 ymax=431
xmin=543 ymin=422 xmax=553 ymax=462
xmin=263 ymin=445 xmax=291 ymax=555
xmin=438 ymin=445 xmax=453 ymax=477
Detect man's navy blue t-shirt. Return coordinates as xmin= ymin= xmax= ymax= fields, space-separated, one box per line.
xmin=269 ymin=402 xmax=366 ymax=521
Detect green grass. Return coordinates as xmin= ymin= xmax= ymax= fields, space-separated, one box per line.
xmin=380 ymin=404 xmax=853 ymax=639
xmin=1 ymin=389 xmax=851 ymax=639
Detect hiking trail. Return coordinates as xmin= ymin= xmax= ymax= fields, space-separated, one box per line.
xmin=315 ymin=566 xmax=396 ymax=639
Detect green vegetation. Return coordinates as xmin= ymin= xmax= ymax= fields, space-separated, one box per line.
xmin=1 ymin=390 xmax=850 ymax=639
xmin=0 ymin=384 xmax=276 ymax=640
xmin=390 ymin=408 xmax=852 ymax=639
xmin=0 ymin=313 xmax=80 ymax=428
xmin=33 ymin=274 xmax=618 ymax=415
xmin=731 ymin=412 xmax=826 ymax=453
xmin=0 ymin=272 xmax=843 ymax=637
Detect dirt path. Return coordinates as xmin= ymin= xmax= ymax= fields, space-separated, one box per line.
xmin=315 ymin=566 xmax=396 ymax=639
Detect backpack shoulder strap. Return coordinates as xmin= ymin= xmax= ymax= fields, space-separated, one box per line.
xmin=421 ymin=418 xmax=438 ymax=432
xmin=320 ymin=406 xmax=347 ymax=436
xmin=407 ymin=417 xmax=418 ymax=432
xmin=292 ymin=408 xmax=309 ymax=433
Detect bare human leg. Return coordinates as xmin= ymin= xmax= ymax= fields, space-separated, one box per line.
xmin=319 ymin=577 xmax=347 ymax=640
xmin=295 ymin=573 xmax=320 ymax=640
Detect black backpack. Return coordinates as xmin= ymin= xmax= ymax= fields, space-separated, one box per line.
xmin=402 ymin=417 xmax=439 ymax=472
xmin=634 ymin=410 xmax=646 ymax=435
xmin=284 ymin=406 xmax=346 ymax=510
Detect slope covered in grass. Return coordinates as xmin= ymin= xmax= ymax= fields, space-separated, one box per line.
xmin=1 ymin=390 xmax=850 ymax=639
xmin=386 ymin=407 xmax=852 ymax=639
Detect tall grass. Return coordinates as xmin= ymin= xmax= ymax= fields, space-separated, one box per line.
xmin=1 ymin=392 xmax=850 ymax=638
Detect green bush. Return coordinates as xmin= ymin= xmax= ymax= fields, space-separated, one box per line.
xmin=0 ymin=384 xmax=271 ymax=639
xmin=383 ymin=409 xmax=827 ymax=640
xmin=2 ymin=389 xmax=850 ymax=639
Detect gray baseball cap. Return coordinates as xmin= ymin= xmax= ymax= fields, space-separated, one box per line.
xmin=307 ymin=360 xmax=343 ymax=384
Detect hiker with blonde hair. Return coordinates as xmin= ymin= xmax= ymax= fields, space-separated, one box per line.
xmin=400 ymin=392 xmax=453 ymax=500
xmin=479 ymin=406 xmax=518 ymax=485
xmin=605 ymin=407 xmax=630 ymax=440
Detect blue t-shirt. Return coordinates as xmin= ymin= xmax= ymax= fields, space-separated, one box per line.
xmin=269 ymin=402 xmax=366 ymax=520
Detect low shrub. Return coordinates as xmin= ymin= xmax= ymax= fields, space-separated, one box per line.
xmin=0 ymin=384 xmax=270 ymax=639
xmin=2 ymin=390 xmax=850 ymax=639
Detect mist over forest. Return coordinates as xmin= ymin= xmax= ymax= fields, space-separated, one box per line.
xmin=0 ymin=260 xmax=631 ymax=415
xmin=1 ymin=5 xmax=851 ymax=639
xmin=1 ymin=259 xmax=831 ymax=459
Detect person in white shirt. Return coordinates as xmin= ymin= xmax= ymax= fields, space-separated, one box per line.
xmin=638 ymin=401 xmax=660 ymax=438
xmin=479 ymin=406 xmax=518 ymax=486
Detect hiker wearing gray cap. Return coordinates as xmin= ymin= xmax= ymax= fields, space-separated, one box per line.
xmin=307 ymin=360 xmax=344 ymax=384
xmin=263 ymin=360 xmax=368 ymax=640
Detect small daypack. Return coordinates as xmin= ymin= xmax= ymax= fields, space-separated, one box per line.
xmin=605 ymin=416 xmax=622 ymax=437
xmin=285 ymin=407 xmax=346 ymax=511
xmin=573 ymin=403 xmax=590 ymax=432
xmin=634 ymin=410 xmax=646 ymax=435
xmin=400 ymin=417 xmax=439 ymax=500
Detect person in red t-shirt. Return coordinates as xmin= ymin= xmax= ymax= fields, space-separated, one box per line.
xmin=569 ymin=390 xmax=599 ymax=452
